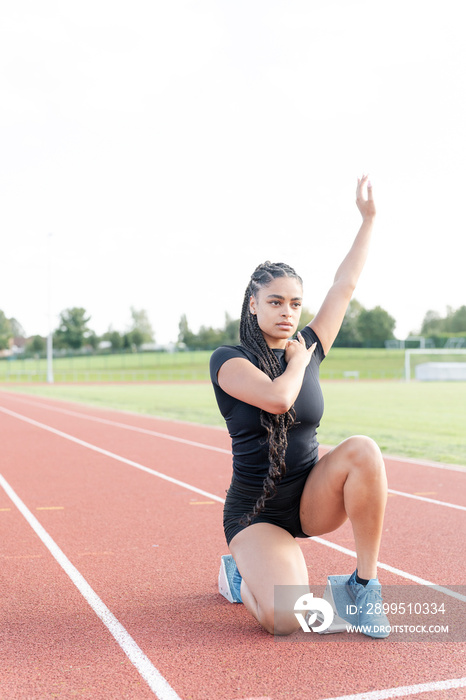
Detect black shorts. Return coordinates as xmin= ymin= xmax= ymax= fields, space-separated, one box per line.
xmin=223 ymin=466 xmax=316 ymax=546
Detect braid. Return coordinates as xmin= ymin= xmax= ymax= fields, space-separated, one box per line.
xmin=239 ymin=261 xmax=303 ymax=526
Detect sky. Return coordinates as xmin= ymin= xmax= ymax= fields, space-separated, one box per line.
xmin=1 ymin=1 xmax=465 ymax=346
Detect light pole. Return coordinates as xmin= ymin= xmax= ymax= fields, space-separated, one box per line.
xmin=46 ymin=233 xmax=54 ymax=384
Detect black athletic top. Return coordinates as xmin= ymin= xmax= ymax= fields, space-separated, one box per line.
xmin=209 ymin=325 xmax=325 ymax=487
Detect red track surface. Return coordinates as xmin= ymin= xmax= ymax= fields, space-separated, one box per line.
xmin=1 ymin=390 xmax=465 ymax=700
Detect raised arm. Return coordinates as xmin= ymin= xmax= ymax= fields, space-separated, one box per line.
xmin=309 ymin=175 xmax=376 ymax=355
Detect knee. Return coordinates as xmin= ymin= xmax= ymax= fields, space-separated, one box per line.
xmin=344 ymin=436 xmax=385 ymax=478
xmin=260 ymin=607 xmax=301 ymax=636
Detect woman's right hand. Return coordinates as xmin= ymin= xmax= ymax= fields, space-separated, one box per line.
xmin=285 ymin=332 xmax=316 ymax=367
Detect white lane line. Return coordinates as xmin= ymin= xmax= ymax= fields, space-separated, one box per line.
xmin=3 ymin=391 xmax=466 ymax=472
xmin=0 ymin=398 xmax=231 ymax=454
xmin=320 ymin=676 xmax=466 ymax=700
xmin=0 ymin=473 xmax=182 ymax=700
xmin=387 ymin=488 xmax=466 ymax=512
xmin=1 ymin=406 xmax=464 ymax=605
xmin=382 ymin=454 xmax=466 ymax=473
xmin=310 ymin=537 xmax=466 ymax=603
xmin=0 ymin=407 xmax=225 ymax=504
xmin=7 ymin=393 xmax=466 ymax=471
xmin=2 ymin=401 xmax=465 ymax=512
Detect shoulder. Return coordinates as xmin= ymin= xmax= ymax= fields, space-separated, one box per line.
xmin=210 ymin=345 xmax=258 ymax=385
xmin=299 ymin=325 xmax=326 ymax=363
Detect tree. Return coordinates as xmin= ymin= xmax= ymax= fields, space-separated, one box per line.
xmin=420 ymin=306 xmax=466 ymax=337
xmin=334 ymin=300 xmax=396 ymax=347
xmin=420 ymin=310 xmax=443 ymax=335
xmin=27 ymin=335 xmax=46 ymax=354
xmin=196 ymin=325 xmax=224 ymax=350
xmin=86 ymin=331 xmax=98 ymax=350
xmin=54 ymin=307 xmax=93 ymax=350
xmin=357 ymin=306 xmax=396 ymax=347
xmin=445 ymin=305 xmax=466 ymax=333
xmin=178 ymin=313 xmax=234 ymax=350
xmin=0 ymin=310 xmax=12 ymax=351
xmin=223 ymin=313 xmax=240 ymax=345
xmin=102 ymin=329 xmax=124 ymax=351
xmin=127 ymin=328 xmax=144 ymax=349
xmin=299 ymin=307 xmax=315 ymax=329
xmin=178 ymin=314 xmax=196 ymax=347
xmin=129 ymin=307 xmax=154 ymax=345
xmin=334 ymin=300 xmax=364 ymax=347
xmin=9 ymin=317 xmax=26 ymax=338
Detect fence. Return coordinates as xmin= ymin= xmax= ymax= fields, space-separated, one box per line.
xmin=0 ymin=368 xmax=210 ymax=383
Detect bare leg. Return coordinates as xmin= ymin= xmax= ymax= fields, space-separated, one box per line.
xmin=300 ymin=435 xmax=388 ymax=580
xmin=229 ymin=522 xmax=309 ymax=635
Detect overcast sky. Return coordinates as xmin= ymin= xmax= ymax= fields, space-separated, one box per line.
xmin=1 ymin=1 xmax=465 ymax=345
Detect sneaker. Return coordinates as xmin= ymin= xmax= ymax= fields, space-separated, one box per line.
xmin=346 ymin=570 xmax=390 ymax=638
xmin=218 ymin=555 xmax=243 ymax=603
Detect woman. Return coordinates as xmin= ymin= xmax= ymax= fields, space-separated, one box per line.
xmin=210 ymin=176 xmax=389 ymax=638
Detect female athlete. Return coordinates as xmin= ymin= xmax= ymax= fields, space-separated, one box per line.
xmin=210 ymin=176 xmax=390 ymax=638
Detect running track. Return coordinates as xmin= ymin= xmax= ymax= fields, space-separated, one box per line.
xmin=0 ymin=390 xmax=465 ymax=700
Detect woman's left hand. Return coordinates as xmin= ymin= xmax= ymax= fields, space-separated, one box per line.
xmin=356 ymin=174 xmax=376 ymax=221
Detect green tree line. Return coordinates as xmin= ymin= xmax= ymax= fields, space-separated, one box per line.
xmin=1 ymin=307 xmax=155 ymax=356
xmin=2 ymin=302 xmax=466 ymax=356
xmin=421 ymin=305 xmax=466 ymax=333
xmin=332 ymin=300 xmax=396 ymax=348
xmin=177 ymin=302 xmax=397 ymax=350
xmin=178 ymin=302 xmax=466 ymax=350
xmin=55 ymin=307 xmax=155 ymax=352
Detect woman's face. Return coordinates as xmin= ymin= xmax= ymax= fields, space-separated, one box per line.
xmin=249 ymin=276 xmax=303 ymax=349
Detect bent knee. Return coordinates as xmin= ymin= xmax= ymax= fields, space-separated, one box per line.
xmin=343 ymin=436 xmax=385 ymax=473
xmin=260 ymin=608 xmax=302 ymax=636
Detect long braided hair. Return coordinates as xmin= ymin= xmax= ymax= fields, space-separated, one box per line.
xmin=239 ymin=261 xmax=303 ymax=526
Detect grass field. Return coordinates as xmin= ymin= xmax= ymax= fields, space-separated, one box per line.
xmin=2 ymin=380 xmax=465 ymax=467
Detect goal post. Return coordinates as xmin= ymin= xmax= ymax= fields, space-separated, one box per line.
xmin=404 ymin=349 xmax=466 ymax=381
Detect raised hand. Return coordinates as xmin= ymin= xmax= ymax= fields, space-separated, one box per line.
xmin=356 ymin=174 xmax=376 ymax=221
